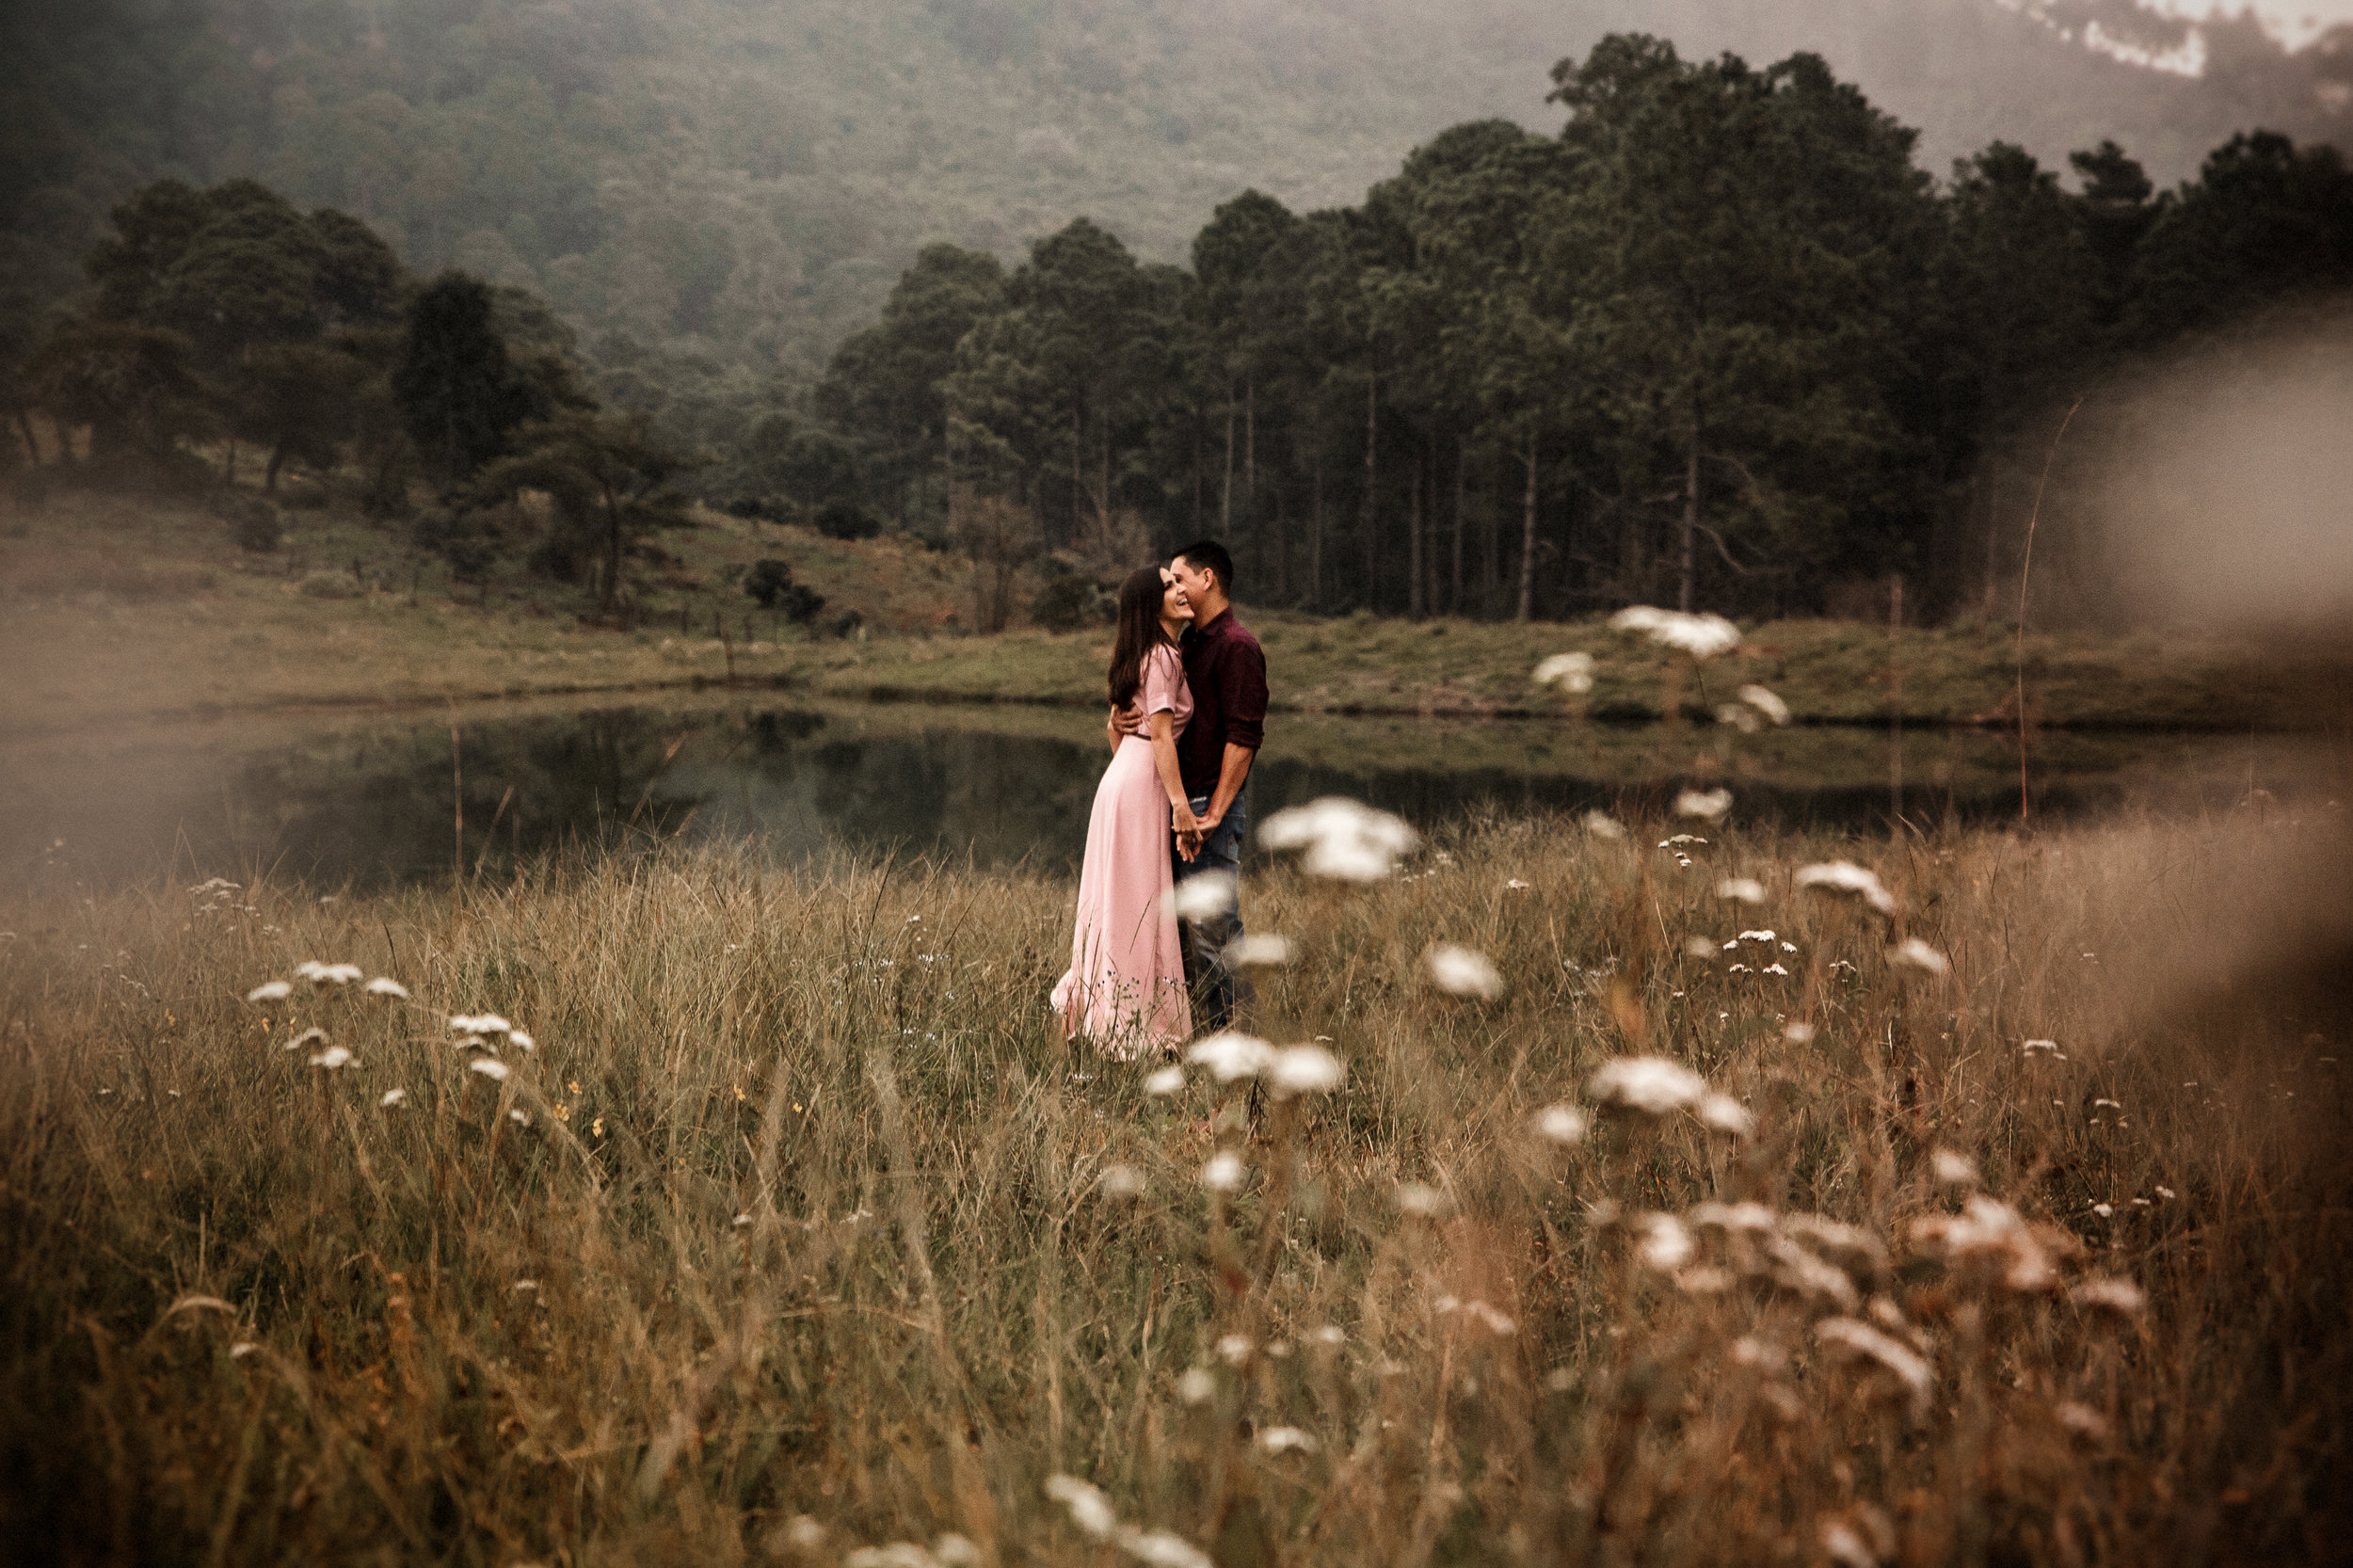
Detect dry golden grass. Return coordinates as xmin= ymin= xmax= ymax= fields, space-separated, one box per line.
xmin=2 ymin=803 xmax=2348 ymax=1565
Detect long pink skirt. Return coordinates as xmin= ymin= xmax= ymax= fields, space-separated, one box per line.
xmin=1050 ymin=736 xmax=1192 ymax=1057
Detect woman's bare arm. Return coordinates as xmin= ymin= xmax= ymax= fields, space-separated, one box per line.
xmin=1150 ymin=711 xmax=1204 ymax=858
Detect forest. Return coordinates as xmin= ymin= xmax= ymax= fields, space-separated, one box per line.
xmin=6 ymin=20 xmax=2353 ymax=623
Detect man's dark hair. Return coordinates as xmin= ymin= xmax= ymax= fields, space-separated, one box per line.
xmin=1174 ymin=538 xmax=1236 ymax=597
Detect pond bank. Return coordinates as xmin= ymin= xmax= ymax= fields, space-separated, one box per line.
xmin=7 ymin=494 xmax=2347 ymax=737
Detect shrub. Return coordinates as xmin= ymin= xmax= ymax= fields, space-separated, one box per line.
xmin=813 ymin=500 xmax=880 ymax=540
xmin=745 ymin=556 xmax=828 ymax=625
xmin=743 ymin=558 xmax=796 ymax=608
xmin=216 ymin=492 xmax=281 ymax=552
xmin=1030 ymin=572 xmax=1114 ymax=631
xmin=296 ymin=569 xmax=363 ymax=599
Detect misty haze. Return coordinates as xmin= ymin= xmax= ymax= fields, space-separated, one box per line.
xmin=3 ymin=3 xmax=2351 ymax=1563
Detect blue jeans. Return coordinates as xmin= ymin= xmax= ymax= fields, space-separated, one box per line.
xmin=1172 ymin=792 xmax=1248 ymax=1034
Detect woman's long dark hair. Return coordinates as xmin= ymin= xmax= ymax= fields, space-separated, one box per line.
xmin=1107 ymin=565 xmax=1174 ymax=710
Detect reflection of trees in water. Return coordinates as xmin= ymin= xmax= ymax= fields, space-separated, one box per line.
xmin=15 ymin=703 xmax=2166 ymax=893
xmin=215 ymin=710 xmax=712 ymax=887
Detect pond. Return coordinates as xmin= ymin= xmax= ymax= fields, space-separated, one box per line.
xmin=0 ymin=695 xmax=2326 ymax=891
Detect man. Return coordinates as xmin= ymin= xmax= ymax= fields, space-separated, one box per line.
xmin=1109 ymin=538 xmax=1266 ymax=1033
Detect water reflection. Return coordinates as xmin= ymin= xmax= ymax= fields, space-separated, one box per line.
xmin=0 ymin=696 xmax=2317 ymax=891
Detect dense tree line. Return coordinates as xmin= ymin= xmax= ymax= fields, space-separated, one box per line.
xmin=3 ymin=175 xmax=695 ymax=614
xmin=8 ymin=0 xmax=2353 ymax=457
xmin=800 ymin=37 xmax=2353 ymax=621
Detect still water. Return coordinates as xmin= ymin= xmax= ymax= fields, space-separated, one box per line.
xmin=0 ymin=696 xmax=2318 ymax=891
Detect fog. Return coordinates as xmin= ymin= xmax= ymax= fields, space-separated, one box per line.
xmin=2064 ymin=304 xmax=2353 ymax=641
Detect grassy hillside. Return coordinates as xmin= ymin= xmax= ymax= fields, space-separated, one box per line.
xmin=6 ymin=488 xmax=2347 ymax=738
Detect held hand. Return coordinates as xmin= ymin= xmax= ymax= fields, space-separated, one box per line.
xmin=1109 ymin=706 xmax=1144 ymax=739
xmin=1193 ymin=807 xmax=1223 ymax=838
xmin=1171 ymin=801 xmax=1204 ymax=859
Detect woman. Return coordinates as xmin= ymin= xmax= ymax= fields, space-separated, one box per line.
xmin=1050 ymin=566 xmax=1203 ymax=1056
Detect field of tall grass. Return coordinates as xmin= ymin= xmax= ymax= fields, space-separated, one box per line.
xmin=3 ymin=797 xmax=2347 ymax=1564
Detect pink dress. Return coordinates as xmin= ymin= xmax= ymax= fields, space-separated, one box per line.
xmin=1051 ymin=644 xmax=1194 ymax=1056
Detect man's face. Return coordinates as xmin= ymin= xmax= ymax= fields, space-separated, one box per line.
xmin=1169 ymin=556 xmax=1216 ymax=606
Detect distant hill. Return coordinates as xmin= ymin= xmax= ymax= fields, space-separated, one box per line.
xmin=6 ymin=0 xmax=2348 ymax=382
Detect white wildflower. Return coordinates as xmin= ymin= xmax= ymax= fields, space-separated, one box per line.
xmin=2023 ymin=1039 xmax=2061 ymax=1056
xmin=449 ymin=1013 xmax=511 ymax=1035
xmin=1795 ymin=859 xmax=1899 ymax=917
xmin=1186 ymin=1032 xmax=1272 ymax=1082
xmin=1044 ymin=1476 xmax=1118 ymax=1541
xmin=1674 ymin=788 xmax=1732 ymax=822
xmin=1588 ymin=1056 xmax=1709 ymax=1116
xmin=1930 ymin=1149 xmax=1980 ymax=1189
xmin=1215 ymin=1334 xmax=1255 ymax=1365
xmin=1266 ymin=1044 xmax=1345 ymax=1096
xmin=362 ymin=976 xmax=408 ymax=1000
xmin=508 ymin=1108 xmax=530 ymax=1126
xmin=1533 ymin=1102 xmax=1589 ymax=1145
xmin=1815 ymin=1317 xmax=1933 ymax=1415
xmin=1887 ymin=937 xmax=1949 ymax=975
xmin=379 ymin=1088 xmax=408 ymax=1108
xmin=1257 ymin=1426 xmax=1318 ymax=1455
xmin=1820 ymin=1519 xmax=1881 ymax=1568
xmin=1393 ymin=1181 xmax=1448 ymax=1217
xmin=1199 ymin=1152 xmax=1246 ymax=1193
xmin=2073 ymin=1276 xmax=2146 ymax=1317
xmin=843 ymin=1544 xmax=937 ymax=1568
xmin=1142 ymin=1064 xmax=1186 ymax=1096
xmin=508 ymin=1030 xmax=536 ymax=1053
xmin=1784 ymin=1020 xmax=1817 ymax=1044
xmin=245 ymin=981 xmax=293 ymax=1003
xmin=1165 ymin=871 xmax=1237 ymax=921
xmin=285 ymin=1025 xmax=327 ymax=1052
xmin=308 ymin=1045 xmax=355 ymax=1069
xmin=1119 ymin=1529 xmax=1216 ymax=1568
xmin=1176 ymin=1367 xmax=1217 ymax=1404
xmin=1685 ymin=936 xmax=1722 ymax=958
xmin=1581 ymin=809 xmax=1626 ymax=840
xmin=229 ymin=1342 xmax=258 ymax=1359
xmin=1308 ymin=1324 xmax=1346 ymax=1346
xmin=1738 ymin=684 xmax=1791 ymax=725
xmin=1223 ymin=934 xmax=1294 ymax=968
xmin=1634 ymin=1213 xmax=1696 ymax=1272
xmin=1717 ymin=877 xmax=1767 ymax=904
xmin=1609 ymin=605 xmax=1742 ymax=659
xmin=468 ymin=1058 xmax=510 ymax=1082
xmin=933 ymin=1535 xmax=983 ymax=1568
xmin=1426 ymin=943 xmax=1504 ymax=1000
xmin=1533 ymin=651 xmax=1594 ymax=692
xmin=1097 ymin=1164 xmax=1147 ymax=1198
xmin=1691 ymin=1200 xmax=1780 ymax=1236
xmin=1257 ymin=797 xmax=1418 ymax=882
xmin=1697 ymin=1093 xmax=1755 ymax=1137
xmin=2056 ymin=1401 xmax=2109 ymax=1438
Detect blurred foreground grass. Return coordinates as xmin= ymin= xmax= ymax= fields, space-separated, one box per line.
xmin=7 ymin=490 xmax=2348 ymax=737
xmin=4 ymin=804 xmax=2349 ymax=1563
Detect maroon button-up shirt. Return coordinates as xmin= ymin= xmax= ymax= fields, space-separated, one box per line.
xmin=1176 ymin=608 xmax=1267 ymax=800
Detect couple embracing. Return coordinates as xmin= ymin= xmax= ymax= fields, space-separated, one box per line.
xmin=1049 ymin=540 xmax=1267 ymax=1057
